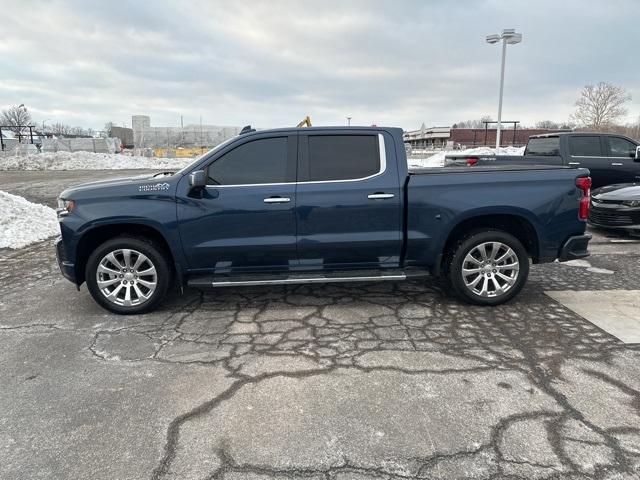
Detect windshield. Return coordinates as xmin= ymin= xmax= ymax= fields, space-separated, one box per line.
xmin=173 ymin=135 xmax=239 ymax=176
xmin=525 ymin=137 xmax=560 ymax=156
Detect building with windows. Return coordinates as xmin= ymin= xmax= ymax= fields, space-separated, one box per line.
xmin=131 ymin=115 xmax=240 ymax=150
xmin=403 ymin=123 xmax=568 ymax=151
xmin=403 ymin=124 xmax=450 ymax=150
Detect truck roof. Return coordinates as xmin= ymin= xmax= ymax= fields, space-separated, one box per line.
xmin=529 ymin=131 xmax=634 ymax=140
xmin=239 ymin=126 xmax=400 ymax=136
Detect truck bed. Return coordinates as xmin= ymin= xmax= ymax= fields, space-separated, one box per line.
xmin=409 ymin=164 xmax=572 ymax=175
xmin=443 ymin=153 xmax=563 ymax=168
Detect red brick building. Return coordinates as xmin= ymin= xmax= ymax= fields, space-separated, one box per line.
xmin=450 ymin=127 xmax=569 ymax=148
xmin=403 ymin=124 xmax=569 ymax=150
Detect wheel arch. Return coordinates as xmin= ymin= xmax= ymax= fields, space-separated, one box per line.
xmin=74 ymin=223 xmax=176 ymax=285
xmin=439 ymin=212 xmax=540 ymax=274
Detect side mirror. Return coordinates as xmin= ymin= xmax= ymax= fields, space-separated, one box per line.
xmin=635 ymin=146 xmax=640 ymax=160
xmin=189 ymin=170 xmax=207 ymax=188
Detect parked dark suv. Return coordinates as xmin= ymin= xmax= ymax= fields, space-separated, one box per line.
xmin=446 ymin=132 xmax=640 ymax=189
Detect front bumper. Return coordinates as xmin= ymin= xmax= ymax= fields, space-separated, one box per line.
xmin=588 ymin=205 xmax=640 ymax=230
xmin=55 ymin=236 xmax=77 ymax=284
xmin=558 ymin=234 xmax=592 ymax=262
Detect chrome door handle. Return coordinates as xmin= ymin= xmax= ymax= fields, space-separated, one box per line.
xmin=263 ymin=197 xmax=290 ymax=203
xmin=368 ymin=193 xmax=394 ymax=200
xmin=611 ymin=163 xmax=623 ymax=166
xmin=568 ymin=162 xmax=581 ymax=166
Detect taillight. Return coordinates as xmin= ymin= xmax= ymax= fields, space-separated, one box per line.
xmin=576 ymin=176 xmax=591 ymax=220
xmin=466 ymin=157 xmax=478 ymax=166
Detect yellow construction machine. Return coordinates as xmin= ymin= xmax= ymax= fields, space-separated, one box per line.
xmin=296 ymin=116 xmax=312 ymax=128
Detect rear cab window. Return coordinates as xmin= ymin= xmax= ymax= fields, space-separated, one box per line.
xmin=569 ymin=136 xmax=603 ymax=157
xmin=301 ymin=134 xmax=381 ymax=182
xmin=525 ymin=137 xmax=560 ymax=156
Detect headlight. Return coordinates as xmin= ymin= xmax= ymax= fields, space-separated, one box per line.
xmin=623 ymin=200 xmax=640 ymax=208
xmin=57 ymin=198 xmax=76 ymax=216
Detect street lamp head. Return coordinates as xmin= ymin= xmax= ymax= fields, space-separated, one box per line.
xmin=501 ymin=29 xmax=522 ymax=44
xmin=486 ymin=34 xmax=501 ymax=44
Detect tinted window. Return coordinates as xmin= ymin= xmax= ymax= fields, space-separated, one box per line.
xmin=607 ymin=137 xmax=637 ymax=158
xmin=525 ymin=137 xmax=560 ymax=156
xmin=307 ymin=135 xmax=379 ymax=181
xmin=207 ymin=137 xmax=288 ymax=185
xmin=569 ymin=136 xmax=602 ymax=156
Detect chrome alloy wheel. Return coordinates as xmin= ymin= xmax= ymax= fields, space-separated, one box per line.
xmin=96 ymin=249 xmax=157 ymax=307
xmin=461 ymin=241 xmax=520 ymax=298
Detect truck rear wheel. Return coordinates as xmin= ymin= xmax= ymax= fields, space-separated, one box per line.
xmin=447 ymin=230 xmax=529 ymax=306
xmin=85 ymin=236 xmax=171 ymax=315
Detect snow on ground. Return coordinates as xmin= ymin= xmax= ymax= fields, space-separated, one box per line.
xmin=0 ymin=151 xmax=194 ymax=171
xmin=0 ymin=191 xmax=60 ymax=249
xmin=408 ymin=146 xmax=525 ymax=169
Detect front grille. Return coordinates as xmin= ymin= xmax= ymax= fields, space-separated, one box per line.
xmin=589 ymin=208 xmax=635 ymax=226
xmin=591 ymin=198 xmax=622 ymax=205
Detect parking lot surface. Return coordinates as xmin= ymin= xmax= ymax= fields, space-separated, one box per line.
xmin=2 ymin=170 xmax=640 ymax=479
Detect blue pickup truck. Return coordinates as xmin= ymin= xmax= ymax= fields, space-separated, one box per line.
xmin=56 ymin=127 xmax=592 ymax=314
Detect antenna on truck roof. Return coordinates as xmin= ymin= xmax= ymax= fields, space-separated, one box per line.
xmin=240 ymin=125 xmax=256 ymax=135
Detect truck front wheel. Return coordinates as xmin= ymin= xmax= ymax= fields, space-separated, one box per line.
xmin=447 ymin=230 xmax=529 ymax=306
xmin=85 ymin=236 xmax=171 ymax=315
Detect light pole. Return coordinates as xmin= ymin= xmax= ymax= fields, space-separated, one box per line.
xmin=486 ymin=29 xmax=522 ymax=149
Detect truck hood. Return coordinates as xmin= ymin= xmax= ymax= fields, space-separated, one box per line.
xmin=59 ymin=172 xmax=179 ymax=199
xmin=592 ymin=183 xmax=640 ymax=201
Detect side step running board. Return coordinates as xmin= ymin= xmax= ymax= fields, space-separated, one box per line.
xmin=187 ymin=269 xmax=429 ymax=289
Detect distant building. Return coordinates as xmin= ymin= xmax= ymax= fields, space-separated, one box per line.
xmin=404 ymin=123 xmax=569 ymax=150
xmin=131 ymin=115 xmax=240 ymax=150
xmin=110 ymin=126 xmax=134 ymax=149
xmin=0 ymin=130 xmax=18 ymax=151
xmin=403 ymin=124 xmax=450 ymax=150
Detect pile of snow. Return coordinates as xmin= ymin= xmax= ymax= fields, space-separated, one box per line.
xmin=408 ymin=146 xmax=525 ymax=169
xmin=0 ymin=151 xmax=194 ymax=171
xmin=0 ymin=191 xmax=60 ymax=249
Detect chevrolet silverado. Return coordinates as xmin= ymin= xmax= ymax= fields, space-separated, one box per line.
xmin=56 ymin=127 xmax=592 ymax=314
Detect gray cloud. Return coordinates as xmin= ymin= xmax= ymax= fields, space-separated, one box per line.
xmin=2 ymin=0 xmax=639 ymax=130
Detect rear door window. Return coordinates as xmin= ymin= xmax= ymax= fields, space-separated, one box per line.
xmin=524 ymin=137 xmax=560 ymax=155
xmin=569 ymin=136 xmax=603 ymax=157
xmin=305 ymin=135 xmax=380 ymax=182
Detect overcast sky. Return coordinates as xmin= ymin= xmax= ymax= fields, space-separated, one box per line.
xmin=2 ymin=0 xmax=639 ymax=131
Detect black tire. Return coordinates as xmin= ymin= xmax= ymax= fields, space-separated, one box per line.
xmin=85 ymin=236 xmax=172 ymax=315
xmin=446 ymin=229 xmax=529 ymax=306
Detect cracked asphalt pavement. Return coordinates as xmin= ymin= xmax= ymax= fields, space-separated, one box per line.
xmin=2 ymin=170 xmax=640 ymax=479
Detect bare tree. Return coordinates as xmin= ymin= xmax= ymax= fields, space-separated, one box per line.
xmin=560 ymin=121 xmax=576 ymax=130
xmin=452 ymin=116 xmax=493 ymax=129
xmin=50 ymin=122 xmax=72 ymax=135
xmin=535 ymin=120 xmax=560 ymax=129
xmin=573 ymin=82 xmax=631 ymax=128
xmin=1 ymin=105 xmax=32 ymax=134
xmin=47 ymin=123 xmax=93 ymax=137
